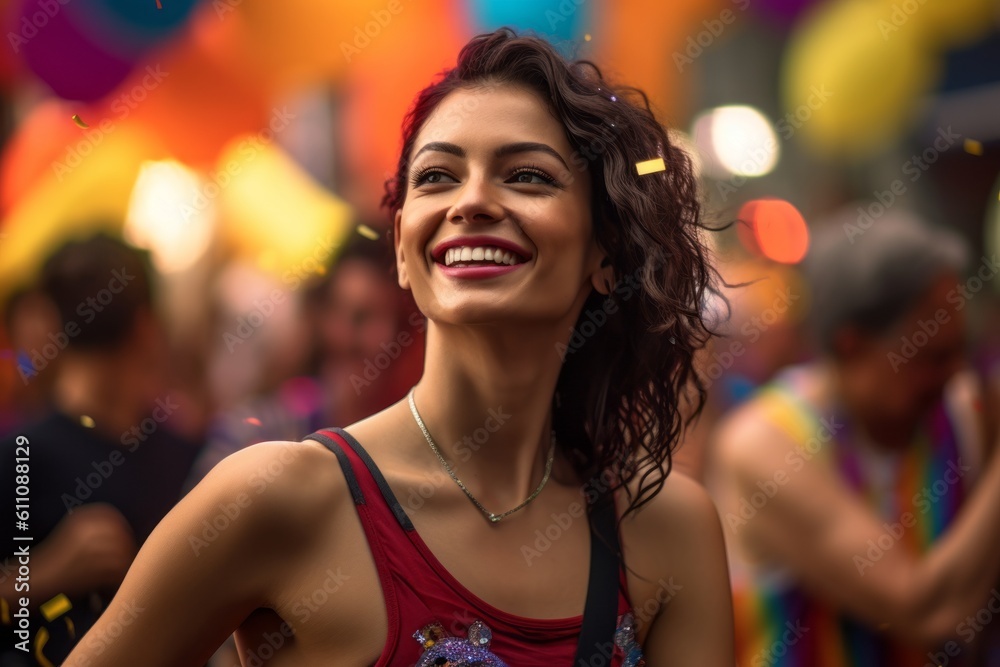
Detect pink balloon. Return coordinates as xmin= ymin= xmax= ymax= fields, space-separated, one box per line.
xmin=16 ymin=0 xmax=134 ymax=101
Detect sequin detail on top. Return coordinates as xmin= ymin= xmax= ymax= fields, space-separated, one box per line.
xmin=414 ymin=620 xmax=509 ymax=666
xmin=412 ymin=616 xmax=644 ymax=666
xmin=614 ymin=612 xmax=646 ymax=666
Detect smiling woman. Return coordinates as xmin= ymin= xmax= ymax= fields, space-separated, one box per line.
xmin=63 ymin=28 xmax=733 ymax=667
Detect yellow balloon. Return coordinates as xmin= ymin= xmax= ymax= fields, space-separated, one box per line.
xmin=877 ymin=0 xmax=996 ymax=49
xmin=0 ymin=125 xmax=156 ymax=299
xmin=214 ymin=138 xmax=353 ymax=276
xmin=783 ymin=0 xmax=939 ymax=160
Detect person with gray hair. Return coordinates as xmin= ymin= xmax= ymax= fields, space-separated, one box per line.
xmin=806 ymin=209 xmax=969 ymax=357
xmin=707 ymin=206 xmax=1000 ymax=666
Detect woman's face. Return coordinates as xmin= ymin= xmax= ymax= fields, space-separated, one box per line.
xmin=395 ymin=83 xmax=604 ymax=329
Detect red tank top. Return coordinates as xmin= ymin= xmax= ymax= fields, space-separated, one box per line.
xmin=308 ymin=428 xmax=645 ymax=666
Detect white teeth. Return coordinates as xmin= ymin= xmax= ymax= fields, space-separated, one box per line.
xmin=441 ymin=246 xmax=524 ymax=267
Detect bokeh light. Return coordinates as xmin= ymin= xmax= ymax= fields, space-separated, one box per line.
xmin=124 ymin=160 xmax=215 ymax=274
xmin=738 ymin=198 xmax=810 ymax=264
xmin=691 ymin=105 xmax=780 ymax=178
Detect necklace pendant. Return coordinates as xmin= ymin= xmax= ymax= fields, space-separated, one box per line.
xmin=408 ymin=388 xmax=556 ymax=527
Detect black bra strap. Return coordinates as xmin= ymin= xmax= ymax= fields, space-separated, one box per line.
xmin=574 ymin=495 xmax=622 ymax=664
xmin=305 ymin=428 xmax=414 ymax=531
xmin=304 ymin=430 xmax=365 ymax=505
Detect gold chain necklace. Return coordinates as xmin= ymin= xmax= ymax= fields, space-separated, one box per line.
xmin=407 ymin=388 xmax=556 ymax=524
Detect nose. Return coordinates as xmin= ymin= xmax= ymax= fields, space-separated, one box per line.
xmin=446 ymin=174 xmax=504 ymax=225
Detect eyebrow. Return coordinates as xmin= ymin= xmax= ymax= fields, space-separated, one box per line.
xmin=411 ymin=141 xmax=569 ymax=170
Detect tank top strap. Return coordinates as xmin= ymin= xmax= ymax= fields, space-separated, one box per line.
xmin=307 ymin=427 xmax=415 ymax=530
xmin=304 ymin=427 xmax=417 ymax=659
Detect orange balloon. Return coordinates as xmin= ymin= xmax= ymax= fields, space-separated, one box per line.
xmin=90 ymin=33 xmax=272 ymax=168
xmin=0 ymin=100 xmax=84 ymax=213
xmin=338 ymin=0 xmax=470 ymax=219
xmin=193 ymin=0 xmax=403 ymax=99
xmin=593 ymin=0 xmax=730 ymax=124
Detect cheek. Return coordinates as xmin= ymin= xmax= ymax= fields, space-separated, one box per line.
xmin=524 ymin=201 xmax=593 ymax=252
xmin=400 ymin=214 xmax=435 ymax=269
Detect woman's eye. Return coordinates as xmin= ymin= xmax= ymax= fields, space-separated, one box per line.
xmin=412 ymin=169 xmax=455 ymax=186
xmin=510 ymin=170 xmax=554 ymax=185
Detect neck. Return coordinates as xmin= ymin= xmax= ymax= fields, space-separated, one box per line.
xmin=408 ymin=320 xmax=570 ymax=510
xmin=827 ymin=361 xmax=916 ymax=450
xmin=54 ymin=353 xmax=146 ymax=441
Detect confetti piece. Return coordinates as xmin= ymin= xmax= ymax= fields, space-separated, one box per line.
xmin=584 ymin=33 xmax=592 ymax=41
xmin=356 ymin=224 xmax=380 ymax=241
xmin=80 ymin=415 xmax=95 ymax=428
xmin=156 ymin=0 xmax=162 ymax=7
xmin=41 ymin=594 xmax=72 ymax=622
xmin=964 ymin=139 xmax=983 ymax=155
xmin=66 ymin=617 xmax=76 ymax=639
xmin=635 ymin=157 xmax=666 ymax=176
xmin=244 ymin=417 xmax=262 ymax=426
xmin=71 ymin=114 xmax=88 ymax=129
xmin=35 ymin=628 xmax=55 ymax=667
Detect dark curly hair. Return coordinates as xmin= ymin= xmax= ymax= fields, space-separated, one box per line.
xmin=382 ymin=28 xmax=719 ymax=520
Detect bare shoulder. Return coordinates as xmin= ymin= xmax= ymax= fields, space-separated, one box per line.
xmin=619 ymin=469 xmax=725 ymax=571
xmin=62 ymin=438 xmax=352 ymax=665
xmin=711 ymin=393 xmax=795 ymax=480
xmin=619 ymin=467 xmax=734 ymax=660
xmin=191 ymin=437 xmax=348 ymax=549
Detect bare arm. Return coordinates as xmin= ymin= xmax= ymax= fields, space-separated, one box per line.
xmin=625 ymin=473 xmax=735 ymax=664
xmin=717 ymin=412 xmax=1000 ymax=646
xmin=62 ymin=440 xmax=336 ymax=667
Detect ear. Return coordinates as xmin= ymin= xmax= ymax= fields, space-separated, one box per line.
xmin=591 ymin=255 xmax=615 ymax=295
xmin=394 ymin=208 xmax=410 ymax=290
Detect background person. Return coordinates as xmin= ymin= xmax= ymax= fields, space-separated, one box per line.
xmin=188 ymin=231 xmax=424 ymax=487
xmin=708 ymin=210 xmax=1000 ymax=666
xmin=0 ymin=233 xmax=203 ymax=666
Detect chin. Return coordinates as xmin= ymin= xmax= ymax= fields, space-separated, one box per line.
xmin=424 ymin=298 xmax=568 ymax=329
